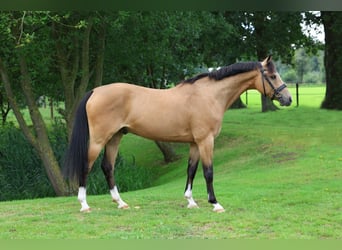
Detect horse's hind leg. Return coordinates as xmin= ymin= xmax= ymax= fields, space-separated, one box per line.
xmin=184 ymin=143 xmax=200 ymax=208
xmin=78 ymin=142 xmax=103 ymax=212
xmin=101 ymin=132 xmax=129 ymax=209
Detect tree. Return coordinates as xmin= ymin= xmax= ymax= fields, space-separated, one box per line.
xmin=321 ymin=11 xmax=342 ymax=110
xmin=295 ymin=48 xmax=308 ymax=83
xmin=0 ymin=11 xmax=68 ymax=195
xmin=50 ymin=11 xmax=116 ymax=136
xmin=293 ymin=48 xmax=325 ymax=84
xmin=252 ymin=12 xmax=280 ymax=112
xmin=0 ymin=11 xmax=120 ymax=195
xmin=233 ymin=12 xmax=314 ymax=112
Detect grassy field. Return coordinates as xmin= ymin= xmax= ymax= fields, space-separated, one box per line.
xmin=0 ymin=84 xmax=341 ymax=239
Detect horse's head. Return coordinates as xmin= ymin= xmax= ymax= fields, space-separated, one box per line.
xmin=258 ymin=55 xmax=292 ymax=106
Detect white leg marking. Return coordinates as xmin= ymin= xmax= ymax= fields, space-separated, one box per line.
xmin=213 ymin=203 xmax=225 ymax=213
xmin=78 ymin=187 xmax=90 ymax=212
xmin=110 ymin=186 xmax=129 ymax=209
xmin=184 ymin=184 xmax=199 ymax=209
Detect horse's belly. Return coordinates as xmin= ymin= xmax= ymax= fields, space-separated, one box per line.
xmin=127 ymin=120 xmax=193 ymax=142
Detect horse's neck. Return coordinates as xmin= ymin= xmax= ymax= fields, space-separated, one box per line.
xmin=212 ymin=70 xmax=258 ymax=111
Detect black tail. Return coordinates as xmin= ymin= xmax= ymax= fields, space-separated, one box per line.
xmin=63 ymin=91 xmax=94 ymax=185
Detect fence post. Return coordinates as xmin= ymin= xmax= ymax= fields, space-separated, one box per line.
xmin=296 ymin=82 xmax=299 ymax=107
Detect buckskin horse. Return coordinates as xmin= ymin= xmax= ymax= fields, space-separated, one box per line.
xmin=64 ymin=56 xmax=292 ymax=213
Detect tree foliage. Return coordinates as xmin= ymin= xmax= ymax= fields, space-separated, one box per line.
xmin=103 ymin=11 xmax=237 ymax=88
xmin=0 ymin=11 xmax=68 ymax=195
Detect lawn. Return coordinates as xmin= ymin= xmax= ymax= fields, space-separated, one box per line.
xmin=0 ymin=84 xmax=341 ymax=239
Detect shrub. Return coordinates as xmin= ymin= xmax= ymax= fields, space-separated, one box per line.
xmin=0 ymin=124 xmax=54 ymax=201
xmin=87 ymin=153 xmax=155 ymax=195
xmin=0 ymin=121 xmax=155 ymax=201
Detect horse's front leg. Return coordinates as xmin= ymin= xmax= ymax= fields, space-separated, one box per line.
xmin=198 ymin=137 xmax=225 ymax=213
xmin=184 ymin=143 xmax=200 ymax=208
xmin=202 ymin=163 xmax=225 ymax=212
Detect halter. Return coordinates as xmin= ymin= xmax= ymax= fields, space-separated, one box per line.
xmin=260 ymin=69 xmax=287 ymax=100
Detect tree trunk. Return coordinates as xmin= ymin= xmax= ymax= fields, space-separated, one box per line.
xmin=254 ymin=12 xmax=280 ymax=112
xmin=0 ymin=53 xmax=68 ymax=196
xmin=53 ymin=19 xmax=95 ymax=138
xmin=52 ymin=18 xmax=106 ymax=193
xmin=321 ymin=11 xmax=342 ymax=110
xmin=154 ymin=141 xmax=180 ymax=163
xmin=93 ymin=23 xmax=106 ymax=88
xmin=261 ymin=95 xmax=279 ymax=112
xmin=0 ymin=91 xmax=10 ymax=125
xmin=230 ymin=96 xmax=247 ymax=109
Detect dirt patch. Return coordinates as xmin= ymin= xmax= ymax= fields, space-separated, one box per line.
xmin=271 ymin=151 xmax=298 ymax=163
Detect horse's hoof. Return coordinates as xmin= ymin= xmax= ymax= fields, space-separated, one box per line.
xmin=113 ymin=198 xmax=129 ymax=209
xmin=187 ymin=204 xmax=199 ymax=209
xmin=118 ymin=204 xmax=130 ymax=209
xmin=213 ymin=203 xmax=225 ymax=213
xmin=80 ymin=207 xmax=91 ymax=213
xmin=213 ymin=208 xmax=225 ymax=213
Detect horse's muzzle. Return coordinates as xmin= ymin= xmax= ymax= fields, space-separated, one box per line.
xmin=279 ymin=96 xmax=292 ymax=106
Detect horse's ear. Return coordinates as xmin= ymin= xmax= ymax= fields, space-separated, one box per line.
xmin=261 ymin=55 xmax=272 ymax=67
xmin=262 ymin=55 xmax=275 ymax=72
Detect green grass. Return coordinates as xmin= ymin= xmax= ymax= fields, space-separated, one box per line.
xmin=1 ymin=84 xmax=341 ymax=239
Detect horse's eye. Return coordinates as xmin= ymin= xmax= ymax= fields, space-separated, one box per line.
xmin=270 ymin=75 xmax=276 ymax=80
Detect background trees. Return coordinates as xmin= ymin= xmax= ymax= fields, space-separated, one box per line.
xmin=0 ymin=11 xmax=68 ymax=195
xmin=232 ymin=12 xmax=316 ymax=111
xmin=103 ymin=12 xmax=237 ymax=87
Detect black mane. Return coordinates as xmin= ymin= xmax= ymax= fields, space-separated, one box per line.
xmin=183 ymin=61 xmax=262 ymax=84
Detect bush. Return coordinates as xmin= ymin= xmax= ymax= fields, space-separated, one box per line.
xmin=0 ymin=124 xmax=55 ymax=201
xmin=87 ymin=153 xmax=155 ymax=195
xmin=0 ymin=120 xmax=155 ymax=201
xmin=114 ymin=154 xmax=154 ymax=192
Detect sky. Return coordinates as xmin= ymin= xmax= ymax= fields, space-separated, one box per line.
xmin=301 ymin=11 xmax=325 ymax=43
